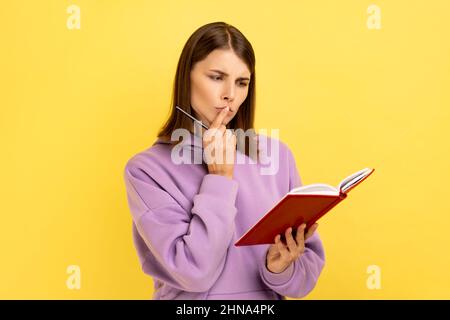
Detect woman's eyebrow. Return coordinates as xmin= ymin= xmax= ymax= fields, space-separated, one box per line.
xmin=209 ymin=69 xmax=250 ymax=81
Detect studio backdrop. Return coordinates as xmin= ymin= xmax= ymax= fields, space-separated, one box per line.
xmin=1 ymin=0 xmax=449 ymax=299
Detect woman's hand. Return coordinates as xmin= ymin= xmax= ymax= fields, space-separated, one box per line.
xmin=266 ymin=223 xmax=319 ymax=274
xmin=203 ymin=107 xmax=236 ymax=179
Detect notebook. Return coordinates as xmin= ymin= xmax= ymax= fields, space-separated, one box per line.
xmin=235 ymin=168 xmax=375 ymax=246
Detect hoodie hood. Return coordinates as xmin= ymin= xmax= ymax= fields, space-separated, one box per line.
xmin=154 ymin=131 xmax=203 ymax=150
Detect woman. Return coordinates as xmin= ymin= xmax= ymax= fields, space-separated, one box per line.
xmin=123 ymin=21 xmax=325 ymax=300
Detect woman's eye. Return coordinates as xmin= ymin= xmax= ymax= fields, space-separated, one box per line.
xmin=209 ymin=75 xmax=248 ymax=87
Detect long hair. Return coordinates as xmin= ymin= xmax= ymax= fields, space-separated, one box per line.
xmin=157 ymin=21 xmax=258 ymax=160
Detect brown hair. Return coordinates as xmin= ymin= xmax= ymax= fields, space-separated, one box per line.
xmin=157 ymin=21 xmax=259 ymax=161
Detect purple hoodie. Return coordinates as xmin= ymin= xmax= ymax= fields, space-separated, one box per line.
xmin=123 ymin=132 xmax=325 ymax=300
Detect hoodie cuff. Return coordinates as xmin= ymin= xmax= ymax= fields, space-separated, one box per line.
xmin=199 ymin=174 xmax=239 ymax=204
xmin=261 ymin=250 xmax=296 ymax=286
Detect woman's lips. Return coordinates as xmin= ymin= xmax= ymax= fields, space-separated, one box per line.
xmin=215 ymin=106 xmax=232 ymax=112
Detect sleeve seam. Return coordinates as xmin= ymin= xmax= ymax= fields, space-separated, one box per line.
xmin=125 ymin=168 xmax=183 ymax=211
xmin=125 ymin=173 xmax=152 ymax=211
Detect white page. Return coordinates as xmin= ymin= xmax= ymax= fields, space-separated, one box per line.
xmin=339 ymin=168 xmax=372 ymax=193
xmin=289 ymin=183 xmax=339 ymax=196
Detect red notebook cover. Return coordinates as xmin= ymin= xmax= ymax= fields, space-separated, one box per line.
xmin=235 ymin=168 xmax=375 ymax=246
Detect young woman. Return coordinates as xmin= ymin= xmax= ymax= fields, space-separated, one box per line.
xmin=124 ymin=21 xmax=325 ymax=300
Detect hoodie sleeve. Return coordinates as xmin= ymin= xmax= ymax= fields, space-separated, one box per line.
xmin=259 ymin=147 xmax=326 ymax=299
xmin=124 ymin=161 xmax=239 ymax=293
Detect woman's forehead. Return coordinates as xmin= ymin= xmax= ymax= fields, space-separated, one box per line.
xmin=198 ymin=49 xmax=250 ymax=75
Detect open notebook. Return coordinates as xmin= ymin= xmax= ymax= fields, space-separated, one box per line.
xmin=290 ymin=168 xmax=374 ymax=195
xmin=235 ymin=168 xmax=375 ymax=246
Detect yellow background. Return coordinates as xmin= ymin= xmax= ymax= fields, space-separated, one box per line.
xmin=1 ymin=0 xmax=449 ymax=299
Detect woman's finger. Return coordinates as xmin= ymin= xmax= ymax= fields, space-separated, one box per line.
xmin=275 ymin=234 xmax=290 ymax=260
xmin=224 ymin=132 xmax=237 ymax=164
xmin=295 ymin=223 xmax=306 ymax=248
xmin=210 ymin=107 xmax=229 ymax=129
xmin=204 ymin=125 xmax=226 ymax=142
xmin=285 ymin=227 xmax=298 ymax=255
xmin=305 ymin=223 xmax=318 ymax=240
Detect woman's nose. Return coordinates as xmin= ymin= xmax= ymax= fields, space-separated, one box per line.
xmin=221 ymin=81 xmax=235 ymax=102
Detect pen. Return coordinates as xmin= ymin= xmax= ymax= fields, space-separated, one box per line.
xmin=175 ymin=106 xmax=209 ymax=130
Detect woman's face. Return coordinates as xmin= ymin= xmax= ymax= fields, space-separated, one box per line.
xmin=190 ymin=49 xmax=251 ymax=128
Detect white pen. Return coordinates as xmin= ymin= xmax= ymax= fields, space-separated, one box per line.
xmin=175 ymin=106 xmax=209 ymax=130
